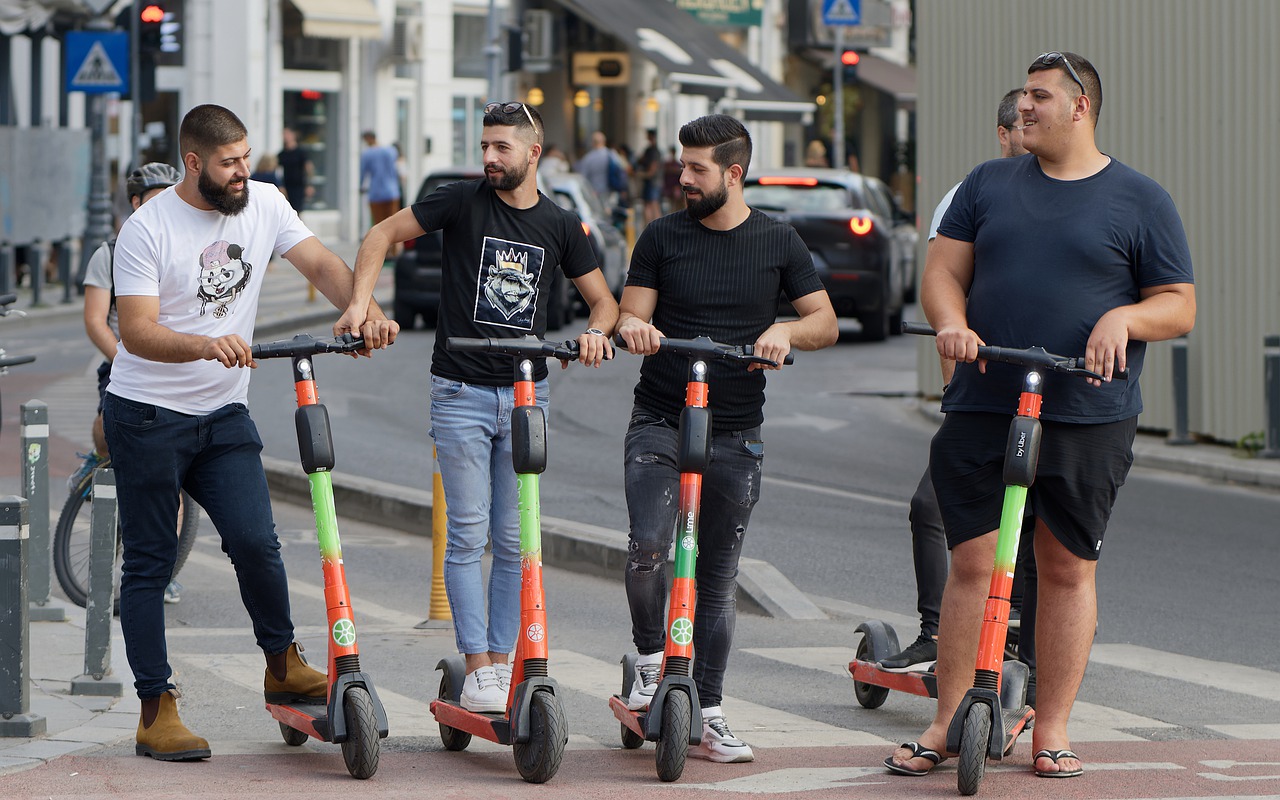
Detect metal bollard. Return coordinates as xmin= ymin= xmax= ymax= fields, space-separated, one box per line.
xmin=22 ymin=401 xmax=65 ymax=621
xmin=1263 ymin=335 xmax=1280 ymax=459
xmin=1166 ymin=337 xmax=1194 ymax=445
xmin=415 ymin=445 xmax=452 ymax=630
xmin=59 ymin=238 xmax=75 ymax=304
xmin=0 ymin=496 xmax=47 ymax=736
xmin=29 ymin=240 xmax=46 ymax=307
xmin=71 ymin=469 xmax=123 ymax=696
xmin=0 ymin=243 xmax=13 ymax=296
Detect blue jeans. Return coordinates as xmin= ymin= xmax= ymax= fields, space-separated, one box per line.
xmin=429 ymin=375 xmax=549 ymax=656
xmin=103 ymin=394 xmax=293 ymax=699
xmin=623 ymin=406 xmax=763 ymax=708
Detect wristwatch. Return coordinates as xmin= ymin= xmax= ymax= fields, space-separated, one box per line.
xmin=586 ymin=328 xmax=606 ymax=336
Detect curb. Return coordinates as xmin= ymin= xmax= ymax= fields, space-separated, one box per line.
xmin=260 ymin=456 xmax=827 ymax=620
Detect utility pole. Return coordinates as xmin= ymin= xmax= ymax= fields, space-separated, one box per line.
xmin=832 ymin=26 xmax=845 ymax=170
xmin=485 ymin=0 xmax=501 ymax=102
xmin=80 ymin=11 xmax=115 ymax=290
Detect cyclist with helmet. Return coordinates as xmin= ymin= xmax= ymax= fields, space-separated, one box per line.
xmin=78 ymin=162 xmax=184 ymax=602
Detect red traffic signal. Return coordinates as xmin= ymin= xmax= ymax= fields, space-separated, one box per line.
xmin=140 ymin=4 xmax=164 ymax=23
xmin=840 ymin=50 xmax=861 ymax=66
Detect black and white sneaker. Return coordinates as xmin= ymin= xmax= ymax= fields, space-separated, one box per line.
xmin=878 ymin=632 xmax=938 ymax=672
xmin=690 ymin=706 xmax=754 ymax=763
xmin=626 ymin=652 xmax=662 ymax=710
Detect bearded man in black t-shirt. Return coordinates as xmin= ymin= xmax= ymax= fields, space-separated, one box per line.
xmin=614 ymin=114 xmax=838 ymax=763
xmin=340 ymin=101 xmax=619 ymax=715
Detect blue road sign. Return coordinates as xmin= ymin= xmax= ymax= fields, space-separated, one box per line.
xmin=822 ymin=0 xmax=861 ymax=26
xmin=65 ymin=31 xmax=128 ymax=95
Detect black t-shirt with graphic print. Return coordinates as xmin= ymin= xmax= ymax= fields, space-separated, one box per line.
xmin=412 ymin=178 xmax=598 ymax=385
xmin=626 ymin=208 xmax=824 ymax=432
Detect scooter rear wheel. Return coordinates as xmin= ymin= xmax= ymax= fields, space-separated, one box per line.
xmin=513 ymin=689 xmax=566 ymax=784
xmin=437 ymin=671 xmax=472 ymax=752
xmin=341 ymin=686 xmax=381 ymax=780
xmin=621 ymin=722 xmax=645 ymax=749
xmin=853 ymin=636 xmax=890 ymax=709
xmin=655 ymin=689 xmax=691 ymax=782
xmin=278 ymin=721 xmax=309 ymax=746
xmin=957 ymin=703 xmax=992 ymax=796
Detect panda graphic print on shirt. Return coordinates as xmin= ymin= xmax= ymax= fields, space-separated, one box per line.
xmin=474 ymin=235 xmax=546 ymax=330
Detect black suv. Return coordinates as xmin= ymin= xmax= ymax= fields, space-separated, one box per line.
xmin=393 ymin=168 xmax=576 ymax=329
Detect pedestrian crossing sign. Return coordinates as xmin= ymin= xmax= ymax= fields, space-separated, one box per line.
xmin=822 ymin=0 xmax=861 ymax=26
xmin=65 ymin=31 xmax=128 ymax=95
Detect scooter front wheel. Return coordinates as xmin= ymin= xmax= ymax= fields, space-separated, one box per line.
xmin=278 ymin=721 xmax=309 ymax=746
xmin=957 ymin=703 xmax=992 ymax=796
xmin=513 ymin=689 xmax=566 ymax=784
xmin=341 ymin=686 xmax=381 ymax=780
xmin=654 ymin=689 xmax=691 ymax=782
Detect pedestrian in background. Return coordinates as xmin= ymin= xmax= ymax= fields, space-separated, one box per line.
xmin=277 ymin=127 xmax=311 ymax=215
xmin=637 ymin=128 xmax=663 ymax=225
xmin=359 ymin=131 xmax=403 ymax=258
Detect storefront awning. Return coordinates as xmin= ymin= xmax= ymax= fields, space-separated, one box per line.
xmin=288 ymin=0 xmax=381 ymax=41
xmin=856 ymin=53 xmax=917 ymax=110
xmin=553 ymin=0 xmax=814 ymax=122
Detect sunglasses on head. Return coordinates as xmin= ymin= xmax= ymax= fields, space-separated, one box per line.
xmin=483 ymin=102 xmax=539 ymax=136
xmin=1031 ymin=52 xmax=1086 ymax=96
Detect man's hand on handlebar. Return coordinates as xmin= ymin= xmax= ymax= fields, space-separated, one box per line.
xmin=748 ymin=323 xmax=793 ymax=372
xmin=204 ymin=334 xmax=255 ymax=369
xmin=573 ymin=328 xmax=613 ymax=369
xmin=334 ymin=310 xmax=398 ymax=357
xmin=1084 ymin=309 xmax=1129 ymax=387
xmin=935 ymin=324 xmax=987 ymax=373
xmin=616 ymin=317 xmax=664 ymax=356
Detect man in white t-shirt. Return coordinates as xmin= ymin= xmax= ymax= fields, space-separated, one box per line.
xmin=106 ymin=104 xmax=397 ymax=763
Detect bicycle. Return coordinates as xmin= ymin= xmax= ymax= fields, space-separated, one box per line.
xmin=0 ymin=291 xmax=37 ymax=426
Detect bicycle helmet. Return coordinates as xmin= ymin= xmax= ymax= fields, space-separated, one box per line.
xmin=126 ymin=162 xmax=182 ymax=199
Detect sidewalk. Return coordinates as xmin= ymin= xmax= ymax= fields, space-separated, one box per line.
xmin=4 ymin=267 xmax=1280 ymax=778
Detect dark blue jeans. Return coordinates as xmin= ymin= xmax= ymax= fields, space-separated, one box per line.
xmin=623 ymin=406 xmax=763 ymax=709
xmin=103 ymin=394 xmax=293 ymax=699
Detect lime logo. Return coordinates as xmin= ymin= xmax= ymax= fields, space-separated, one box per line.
xmin=680 ymin=534 xmax=695 ymax=551
xmin=669 ymin=617 xmax=693 ymax=645
xmin=526 ymin=622 xmax=545 ymax=642
xmin=332 ymin=618 xmax=356 ymax=646
xmin=26 ymin=443 xmax=40 ymax=464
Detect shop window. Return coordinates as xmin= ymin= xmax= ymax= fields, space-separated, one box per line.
xmin=453 ymin=13 xmax=486 ymax=78
xmin=281 ymin=1 xmax=344 ymax=71
xmin=284 ymin=89 xmax=338 ymax=211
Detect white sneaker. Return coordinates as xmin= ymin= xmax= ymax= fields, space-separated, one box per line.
xmin=493 ymin=662 xmax=513 ymax=693
xmin=690 ymin=706 xmax=754 ymax=763
xmin=460 ymin=666 xmax=506 ymax=714
xmin=627 ymin=652 xmax=663 ymax=710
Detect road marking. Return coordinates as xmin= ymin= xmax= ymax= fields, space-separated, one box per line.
xmin=767 ymin=413 xmax=849 ymax=433
xmin=762 ymin=476 xmax=908 ymax=509
xmin=1207 ymin=725 xmax=1280 ymax=739
xmin=1090 ymin=644 xmax=1280 ymax=703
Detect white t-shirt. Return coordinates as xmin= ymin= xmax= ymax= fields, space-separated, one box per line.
xmin=109 ymin=181 xmax=314 ymax=414
xmin=83 ymin=241 xmax=120 ymax=340
xmin=928 ymin=181 xmax=961 ymax=241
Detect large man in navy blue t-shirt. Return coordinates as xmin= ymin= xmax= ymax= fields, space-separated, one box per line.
xmin=886 ymin=53 xmax=1195 ymax=781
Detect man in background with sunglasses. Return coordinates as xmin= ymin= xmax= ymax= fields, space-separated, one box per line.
xmin=341 ymin=100 xmax=618 ymax=714
xmin=886 ymin=51 xmax=1195 ymax=781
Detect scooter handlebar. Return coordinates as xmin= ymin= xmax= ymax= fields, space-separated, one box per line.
xmin=900 ymin=322 xmax=1127 ymax=381
xmin=446 ymin=335 xmax=580 ymax=362
xmin=251 ymin=333 xmax=367 ymax=360
xmin=0 ymin=353 xmax=36 ymax=368
xmin=612 ymin=333 xmax=794 ymax=367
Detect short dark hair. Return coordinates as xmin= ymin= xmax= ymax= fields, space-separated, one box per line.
xmin=482 ymin=102 xmax=544 ymax=146
xmin=179 ymin=104 xmax=248 ymax=160
xmin=1028 ymin=51 xmax=1102 ymax=123
xmin=997 ymin=88 xmax=1022 ymax=129
xmin=678 ymin=114 xmax=752 ymax=179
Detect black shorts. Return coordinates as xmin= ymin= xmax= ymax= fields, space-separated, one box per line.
xmin=96 ymin=360 xmax=112 ymax=414
xmin=929 ymin=412 xmax=1137 ymax=561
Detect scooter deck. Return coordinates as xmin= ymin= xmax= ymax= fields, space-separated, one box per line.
xmin=848 ymin=659 xmax=939 ymax=699
xmin=1000 ymin=704 xmax=1034 ymax=757
xmin=430 ymin=698 xmax=513 ymax=745
xmin=268 ymin=701 xmax=330 ymax=742
xmin=609 ymin=694 xmax=647 ymax=739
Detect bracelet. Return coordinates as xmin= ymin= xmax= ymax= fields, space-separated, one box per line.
xmin=586 ymin=328 xmax=605 ymax=336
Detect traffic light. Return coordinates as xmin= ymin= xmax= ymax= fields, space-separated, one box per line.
xmin=840 ymin=50 xmax=860 ymax=82
xmin=137 ymin=3 xmax=165 ymax=102
xmin=506 ymin=27 xmax=523 ymax=72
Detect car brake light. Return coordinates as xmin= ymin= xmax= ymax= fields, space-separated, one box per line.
xmin=581 ymin=222 xmax=591 ymax=237
xmin=403 ymin=238 xmax=416 ymax=250
xmin=757 ymin=176 xmax=819 ymax=186
xmin=849 ymin=216 xmax=873 ymax=236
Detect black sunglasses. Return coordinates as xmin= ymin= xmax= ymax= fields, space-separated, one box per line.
xmin=1031 ymin=52 xmax=1086 ymax=96
xmin=483 ymin=101 xmax=539 ymax=135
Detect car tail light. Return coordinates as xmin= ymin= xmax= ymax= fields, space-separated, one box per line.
xmin=403 ymin=238 xmax=416 ymax=250
xmin=757 ymin=176 xmax=819 ymax=186
xmin=581 ymin=222 xmax=591 ymax=237
xmin=849 ymin=216 xmax=873 ymax=236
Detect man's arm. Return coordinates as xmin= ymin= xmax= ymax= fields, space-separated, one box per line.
xmin=569 ymin=269 xmax=619 ymax=367
xmin=117 ymin=295 xmax=253 ymax=368
xmin=751 ymin=290 xmax=839 ymax=371
xmin=83 ymin=286 xmax=118 ymax=360
xmin=921 ymin=234 xmax=981 ymax=365
xmin=282 ymin=236 xmax=398 ymax=351
xmin=1084 ymin=282 xmax=1196 ymax=382
xmin=615 ymin=285 xmax=662 ymax=355
xmin=337 ymin=206 xmax=426 ymax=337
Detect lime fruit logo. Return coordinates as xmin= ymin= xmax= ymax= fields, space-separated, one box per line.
xmin=681 ymin=534 xmax=695 ymax=552
xmin=526 ymin=622 xmax=545 ymax=642
xmin=332 ymin=618 xmax=356 ymax=646
xmin=669 ymin=617 xmax=693 ymax=646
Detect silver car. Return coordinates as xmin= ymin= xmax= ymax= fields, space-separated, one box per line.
xmin=541 ymin=171 xmax=628 ymax=303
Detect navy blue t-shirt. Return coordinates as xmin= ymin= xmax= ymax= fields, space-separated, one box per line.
xmin=412 ymin=179 xmax=597 ymax=385
xmin=937 ymin=154 xmax=1193 ymax=423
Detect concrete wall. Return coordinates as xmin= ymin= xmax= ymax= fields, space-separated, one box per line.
xmin=915 ymin=0 xmax=1280 ymax=443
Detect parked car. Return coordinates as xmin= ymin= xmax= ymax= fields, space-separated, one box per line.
xmin=541 ymin=171 xmax=628 ymax=302
xmin=743 ymin=169 xmax=912 ymax=340
xmin=392 ymin=167 xmax=576 ymax=330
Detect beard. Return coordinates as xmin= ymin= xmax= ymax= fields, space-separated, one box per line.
xmin=486 ymin=159 xmax=529 ymax=192
xmin=198 ymin=169 xmax=250 ymax=216
xmin=684 ymin=180 xmax=728 ymax=221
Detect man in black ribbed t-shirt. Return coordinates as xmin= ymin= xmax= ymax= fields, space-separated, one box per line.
xmin=615 ymin=114 xmax=838 ymax=763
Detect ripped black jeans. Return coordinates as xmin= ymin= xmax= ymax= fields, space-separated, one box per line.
xmin=623 ymin=406 xmax=763 ymax=709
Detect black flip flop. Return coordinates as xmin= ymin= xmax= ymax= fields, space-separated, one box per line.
xmin=1033 ymin=748 xmax=1084 ymax=778
xmin=884 ymin=741 xmax=944 ymax=776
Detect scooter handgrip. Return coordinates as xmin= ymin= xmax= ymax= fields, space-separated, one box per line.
xmin=446 ymin=337 xmax=493 ymax=352
xmin=901 ymin=321 xmax=936 ymax=336
xmin=0 ymin=354 xmax=36 ymax=368
xmin=0 ymin=293 xmax=17 ymax=307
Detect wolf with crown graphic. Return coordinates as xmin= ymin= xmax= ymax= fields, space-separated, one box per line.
xmin=475 ymin=237 xmax=546 ymax=329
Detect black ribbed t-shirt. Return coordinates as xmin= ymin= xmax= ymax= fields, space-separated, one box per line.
xmin=626 ymin=209 xmax=823 ymax=431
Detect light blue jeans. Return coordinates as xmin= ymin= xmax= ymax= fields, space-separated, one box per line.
xmin=429 ymin=375 xmax=549 ymax=655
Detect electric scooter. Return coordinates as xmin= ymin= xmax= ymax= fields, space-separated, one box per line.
xmin=873 ymin=322 xmax=1122 ymax=796
xmin=251 ymin=333 xmax=389 ymax=780
xmin=607 ymin=335 xmax=789 ymax=783
xmin=428 ymin=335 xmax=576 ymax=784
